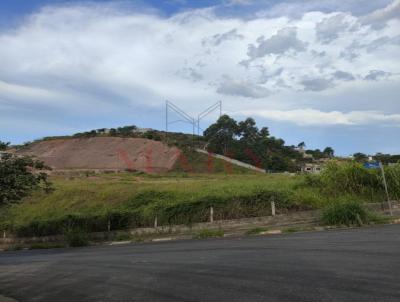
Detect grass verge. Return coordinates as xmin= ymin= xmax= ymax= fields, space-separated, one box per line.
xmin=193 ymin=228 xmax=224 ymax=239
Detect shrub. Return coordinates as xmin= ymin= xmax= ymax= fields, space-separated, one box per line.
xmin=114 ymin=232 xmax=132 ymax=241
xmin=322 ymin=201 xmax=369 ymax=226
xmin=64 ymin=228 xmax=89 ymax=247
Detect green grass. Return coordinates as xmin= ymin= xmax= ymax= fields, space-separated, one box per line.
xmin=0 ymin=169 xmax=392 ymax=238
xmin=281 ymin=227 xmax=300 ymax=233
xmin=321 ymin=201 xmax=369 ymax=226
xmin=245 ymin=227 xmax=268 ymax=235
xmin=29 ymin=242 xmax=67 ymax=249
xmin=193 ymin=228 xmax=224 ymax=239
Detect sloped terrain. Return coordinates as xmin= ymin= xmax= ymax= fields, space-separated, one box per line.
xmin=17 ymin=137 xmax=181 ymax=173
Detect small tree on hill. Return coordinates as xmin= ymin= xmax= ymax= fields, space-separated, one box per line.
xmin=0 ymin=140 xmax=10 ymax=151
xmin=353 ymin=152 xmax=368 ymax=163
xmin=0 ymin=154 xmax=53 ymax=206
xmin=323 ymin=147 xmax=335 ymax=158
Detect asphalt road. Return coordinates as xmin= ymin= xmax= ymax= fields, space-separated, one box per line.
xmin=1 ymin=225 xmax=399 ymax=302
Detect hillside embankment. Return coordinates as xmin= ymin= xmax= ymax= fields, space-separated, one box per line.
xmin=17 ymin=137 xmax=181 ymax=173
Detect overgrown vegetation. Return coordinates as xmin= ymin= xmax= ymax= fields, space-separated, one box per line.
xmin=321 ymin=202 xmax=369 ymax=226
xmin=303 ymin=161 xmax=400 ymax=200
xmin=0 ymin=173 xmax=311 ymax=237
xmin=64 ymin=227 xmax=89 ymax=247
xmin=1 ymin=160 xmax=398 ymax=238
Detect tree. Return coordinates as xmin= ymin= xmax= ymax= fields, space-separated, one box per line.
xmin=297 ymin=142 xmax=306 ymax=149
xmin=238 ymin=118 xmax=258 ymax=142
xmin=0 ymin=141 xmax=10 ymax=151
xmin=204 ymin=115 xmax=302 ymax=172
xmin=353 ymin=152 xmax=368 ymax=163
xmin=323 ymin=147 xmax=335 ymax=158
xmin=203 ymin=115 xmax=238 ymax=154
xmin=0 ymin=154 xmax=52 ymax=206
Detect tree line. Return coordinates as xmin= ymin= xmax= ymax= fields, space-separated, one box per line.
xmin=203 ymin=115 xmax=335 ymax=172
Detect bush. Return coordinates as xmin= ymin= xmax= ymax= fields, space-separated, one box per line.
xmin=114 ymin=232 xmax=133 ymax=241
xmin=64 ymin=228 xmax=89 ymax=247
xmin=322 ymin=202 xmax=369 ymax=226
xmin=302 ymin=161 xmax=400 ymax=202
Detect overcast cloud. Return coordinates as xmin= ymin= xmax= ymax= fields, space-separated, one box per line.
xmin=0 ymin=0 xmax=399 ymax=154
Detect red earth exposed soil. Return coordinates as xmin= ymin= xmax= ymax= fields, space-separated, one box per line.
xmin=17 ymin=137 xmax=181 ymax=173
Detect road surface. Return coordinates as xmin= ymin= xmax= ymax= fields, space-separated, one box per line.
xmin=1 ymin=225 xmax=399 ymax=302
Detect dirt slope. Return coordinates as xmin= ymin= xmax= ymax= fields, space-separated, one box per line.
xmin=17 ymin=137 xmax=181 ymax=173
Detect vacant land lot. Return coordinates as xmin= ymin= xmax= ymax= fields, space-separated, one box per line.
xmin=1 ymin=163 xmax=394 ymax=238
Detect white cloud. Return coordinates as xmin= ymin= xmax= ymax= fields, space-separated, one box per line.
xmin=0 ymin=80 xmax=62 ymax=101
xmin=300 ymin=77 xmax=334 ymax=91
xmin=239 ymin=109 xmax=400 ymax=126
xmin=217 ymin=75 xmax=270 ymax=98
xmin=247 ymin=27 xmax=307 ymax=59
xmin=0 ymin=1 xmax=398 ymax=138
xmin=332 ymin=70 xmax=356 ymax=81
xmin=315 ymin=14 xmax=356 ymax=43
xmin=364 ymin=70 xmax=392 ymax=80
xmin=202 ymin=28 xmax=244 ymax=46
xmin=361 ymin=0 xmax=400 ymax=28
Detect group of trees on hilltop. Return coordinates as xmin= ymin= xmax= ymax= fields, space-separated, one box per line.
xmin=73 ymin=125 xmax=138 ymax=138
xmin=203 ymin=115 xmax=336 ymax=172
xmin=353 ymin=152 xmax=400 ymax=164
xmin=304 ymin=146 xmax=335 ymax=159
xmin=203 ymin=115 xmax=305 ymax=172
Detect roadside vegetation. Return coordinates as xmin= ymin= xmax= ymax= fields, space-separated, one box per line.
xmin=245 ymin=227 xmax=269 ymax=235
xmin=193 ymin=228 xmax=224 ymax=239
xmin=1 ymin=132 xmax=399 ymax=241
xmin=1 ymin=161 xmax=398 ymax=238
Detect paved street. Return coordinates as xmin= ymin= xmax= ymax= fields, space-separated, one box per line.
xmin=1 ymin=225 xmax=399 ymax=302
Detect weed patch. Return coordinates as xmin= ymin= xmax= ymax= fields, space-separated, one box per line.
xmin=322 ymin=202 xmax=369 ymax=226
xmin=64 ymin=228 xmax=89 ymax=247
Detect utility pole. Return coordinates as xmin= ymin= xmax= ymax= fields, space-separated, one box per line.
xmin=379 ymin=162 xmax=393 ymax=216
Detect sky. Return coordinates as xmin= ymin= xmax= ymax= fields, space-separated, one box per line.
xmin=0 ymin=0 xmax=399 ymax=155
